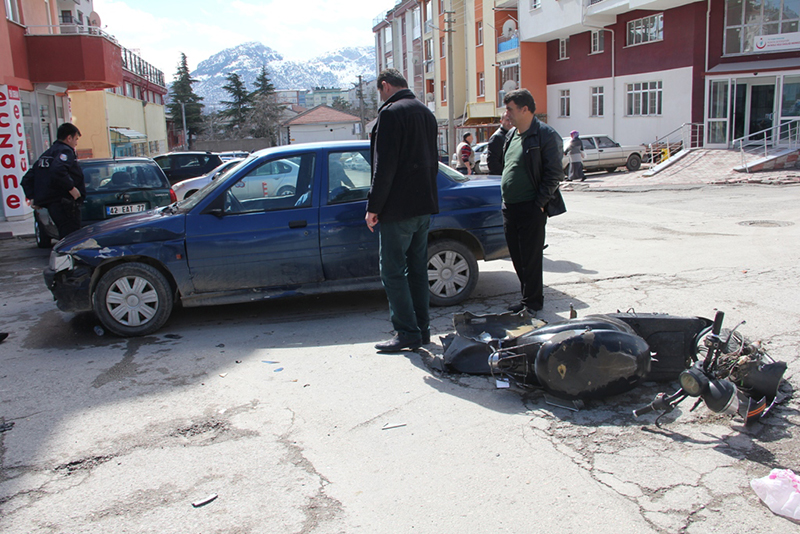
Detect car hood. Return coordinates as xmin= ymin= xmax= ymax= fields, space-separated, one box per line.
xmin=55 ymin=206 xmax=185 ymax=253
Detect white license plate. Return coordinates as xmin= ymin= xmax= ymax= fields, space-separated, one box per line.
xmin=107 ymin=203 xmax=146 ymax=216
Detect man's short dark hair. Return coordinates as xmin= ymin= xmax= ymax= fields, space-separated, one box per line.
xmin=57 ymin=123 xmax=81 ymax=140
xmin=503 ymin=89 xmax=536 ymax=114
xmin=462 ymin=132 xmax=472 ymax=141
xmin=377 ymin=68 xmax=408 ymax=90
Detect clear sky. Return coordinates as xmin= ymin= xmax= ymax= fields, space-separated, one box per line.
xmin=92 ymin=0 xmax=398 ymax=78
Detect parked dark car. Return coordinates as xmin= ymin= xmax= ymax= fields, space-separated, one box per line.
xmin=34 ymin=157 xmax=175 ymax=248
xmin=44 ymin=141 xmax=509 ymax=337
xmin=153 ymin=151 xmax=223 ymax=185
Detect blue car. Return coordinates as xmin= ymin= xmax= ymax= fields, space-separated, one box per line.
xmin=44 ymin=141 xmax=509 ymax=336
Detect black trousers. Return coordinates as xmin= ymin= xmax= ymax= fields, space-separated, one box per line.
xmin=502 ymin=200 xmax=547 ymax=311
xmin=46 ymin=198 xmax=82 ymax=239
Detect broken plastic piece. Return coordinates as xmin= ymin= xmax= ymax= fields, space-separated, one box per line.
xmin=192 ymin=493 xmax=218 ymax=508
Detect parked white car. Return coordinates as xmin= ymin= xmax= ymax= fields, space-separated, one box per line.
xmin=562 ymin=134 xmax=644 ymax=173
xmin=171 ymin=158 xmax=244 ymax=201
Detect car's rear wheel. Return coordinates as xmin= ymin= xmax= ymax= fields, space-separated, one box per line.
xmin=427 ymin=239 xmax=479 ymax=307
xmin=626 ymin=154 xmax=642 ymax=172
xmin=277 ymin=186 xmax=295 ymax=197
xmin=93 ymin=262 xmax=173 ymax=337
xmin=34 ymin=215 xmax=52 ymax=249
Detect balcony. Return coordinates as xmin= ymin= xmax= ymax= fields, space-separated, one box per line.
xmin=498 ymin=32 xmax=520 ymax=53
xmin=25 ymin=25 xmax=123 ymax=90
xmin=121 ymin=47 xmax=166 ymax=88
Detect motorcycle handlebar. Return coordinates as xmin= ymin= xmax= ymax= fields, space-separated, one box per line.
xmin=633 ymin=404 xmax=655 ymax=417
xmin=712 ymin=311 xmax=725 ymax=335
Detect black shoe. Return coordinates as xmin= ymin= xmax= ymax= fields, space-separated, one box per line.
xmin=506 ymin=303 xmax=525 ymax=313
xmin=421 ymin=331 xmax=431 ymax=345
xmin=375 ymin=335 xmax=422 ymax=353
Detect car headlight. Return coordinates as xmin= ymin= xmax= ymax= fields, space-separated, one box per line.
xmin=49 ymin=251 xmax=74 ymax=273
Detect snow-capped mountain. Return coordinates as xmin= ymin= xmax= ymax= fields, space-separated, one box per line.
xmin=189 ymin=42 xmax=376 ymax=106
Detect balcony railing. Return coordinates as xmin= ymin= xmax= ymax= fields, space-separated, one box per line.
xmin=121 ymin=47 xmax=166 ymax=88
xmin=25 ymin=23 xmax=116 ymax=40
xmin=497 ymin=32 xmax=519 ymax=53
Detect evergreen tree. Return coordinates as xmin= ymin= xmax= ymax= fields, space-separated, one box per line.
xmin=248 ymin=66 xmax=281 ymax=143
xmin=167 ymin=53 xmax=204 ymax=148
xmin=331 ymin=97 xmax=353 ymax=114
xmin=252 ymin=66 xmax=276 ymax=99
xmin=220 ymin=72 xmax=253 ymax=136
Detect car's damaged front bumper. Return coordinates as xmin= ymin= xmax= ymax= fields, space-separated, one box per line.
xmin=44 ymin=251 xmax=94 ymax=313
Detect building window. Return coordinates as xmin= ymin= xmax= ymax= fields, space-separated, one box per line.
xmin=498 ymin=59 xmax=520 ymax=97
xmin=442 ymin=80 xmax=448 ymax=103
xmin=425 ymin=0 xmax=433 ymax=33
xmin=385 ymin=26 xmax=392 ymax=48
xmin=559 ymin=38 xmax=570 ymax=60
xmin=478 ymin=72 xmax=485 ymax=97
xmin=591 ymin=30 xmax=605 ymax=53
xmin=591 ymin=87 xmax=604 ymax=116
xmin=626 ymin=81 xmax=663 ymax=116
xmin=5 ymin=0 xmax=21 ymax=23
xmin=476 ymin=21 xmax=483 ymax=46
xmin=627 ymin=13 xmax=663 ymax=46
xmin=439 ymin=0 xmax=444 ymax=13
xmin=560 ymin=90 xmax=571 ymax=117
xmin=412 ymin=7 xmax=421 ymax=39
xmin=530 ymin=0 xmax=541 ymax=9
xmin=60 ymin=10 xmax=73 ymax=23
xmin=440 ymin=36 xmax=446 ymax=57
xmin=724 ymin=0 xmax=800 ymax=55
xmin=125 ymin=82 xmax=133 ymax=97
xmin=402 ymin=16 xmax=406 ymax=36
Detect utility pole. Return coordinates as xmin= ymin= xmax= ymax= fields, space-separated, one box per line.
xmin=180 ymin=101 xmax=188 ymax=151
xmin=356 ymin=74 xmax=366 ymax=140
xmin=444 ymin=1 xmax=456 ymax=158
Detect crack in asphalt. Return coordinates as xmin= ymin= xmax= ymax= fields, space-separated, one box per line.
xmin=279 ymin=411 xmax=343 ymax=534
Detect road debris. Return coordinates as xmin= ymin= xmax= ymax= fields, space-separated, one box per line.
xmin=191 ymin=493 xmax=218 ymax=508
xmin=381 ymin=423 xmax=407 ymax=430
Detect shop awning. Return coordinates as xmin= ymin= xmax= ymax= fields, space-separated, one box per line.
xmin=707 ymin=57 xmax=800 ymax=74
xmin=110 ymin=127 xmax=148 ymax=142
xmin=463 ymin=116 xmax=499 ymax=126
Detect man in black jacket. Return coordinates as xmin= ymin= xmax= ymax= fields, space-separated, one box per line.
xmin=366 ymin=69 xmax=439 ymax=352
xmin=485 ymin=111 xmax=512 ymax=175
xmin=501 ymin=89 xmax=564 ymax=314
xmin=27 ymin=123 xmax=85 ymax=239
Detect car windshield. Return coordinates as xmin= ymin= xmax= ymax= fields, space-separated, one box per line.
xmin=438 ymin=162 xmax=469 ymax=183
xmin=81 ymin=161 xmax=170 ymax=193
xmin=176 ymin=156 xmax=254 ymax=210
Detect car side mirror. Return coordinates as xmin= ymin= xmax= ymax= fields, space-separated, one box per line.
xmin=202 ymin=193 xmax=226 ymax=217
xmin=615 ymin=143 xmax=620 ymax=147
xmin=206 ymin=208 xmax=224 ymax=218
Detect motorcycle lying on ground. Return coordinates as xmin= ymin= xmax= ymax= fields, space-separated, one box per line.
xmin=440 ymin=309 xmax=787 ymax=427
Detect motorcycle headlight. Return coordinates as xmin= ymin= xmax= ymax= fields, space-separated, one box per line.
xmin=49 ymin=251 xmax=73 ymax=273
xmin=679 ymin=367 xmax=710 ymax=397
xmin=702 ymin=379 xmax=739 ymax=415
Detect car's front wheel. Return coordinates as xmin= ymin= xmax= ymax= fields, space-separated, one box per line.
xmin=93 ymin=262 xmax=173 ymax=337
xmin=34 ymin=215 xmax=52 ymax=249
xmin=626 ymin=154 xmax=642 ymax=172
xmin=427 ymin=239 xmax=479 ymax=307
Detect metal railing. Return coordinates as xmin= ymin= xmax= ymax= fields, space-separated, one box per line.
xmin=731 ymin=118 xmax=800 ymax=172
xmin=645 ymin=123 xmax=704 ymax=165
xmin=24 ymin=24 xmax=116 ymax=41
xmin=497 ymin=32 xmax=520 ymax=53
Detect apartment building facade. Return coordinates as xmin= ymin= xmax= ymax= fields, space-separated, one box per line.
xmin=1 ymin=0 xmax=122 ymax=221
xmin=520 ymin=0 xmax=800 ymax=148
xmin=374 ymin=0 xmax=550 ymax=154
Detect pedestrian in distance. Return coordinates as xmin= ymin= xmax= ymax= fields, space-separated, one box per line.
xmin=500 ymin=89 xmax=566 ymax=315
xmin=564 ymin=130 xmax=585 ymax=182
xmin=365 ymin=68 xmax=440 ymax=353
xmin=455 ymin=132 xmax=475 ymax=175
xmin=486 ymin=111 xmax=513 ymax=175
xmin=22 ymin=123 xmax=85 ymax=239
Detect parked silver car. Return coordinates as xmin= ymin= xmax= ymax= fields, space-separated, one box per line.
xmin=562 ymin=134 xmax=644 ymax=173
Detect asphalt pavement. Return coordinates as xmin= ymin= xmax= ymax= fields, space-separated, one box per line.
xmin=1 ymin=164 xmax=799 ymax=533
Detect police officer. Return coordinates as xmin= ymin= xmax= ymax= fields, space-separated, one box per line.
xmin=29 ymin=123 xmax=86 ymax=239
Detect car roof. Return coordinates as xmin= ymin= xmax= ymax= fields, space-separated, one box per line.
xmin=250 ymin=140 xmax=370 ymax=158
xmin=79 ymin=157 xmax=157 ymax=164
xmin=155 ymin=151 xmax=219 ymax=157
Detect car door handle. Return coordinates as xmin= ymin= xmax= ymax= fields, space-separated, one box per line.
xmin=289 ymin=220 xmax=307 ymax=228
